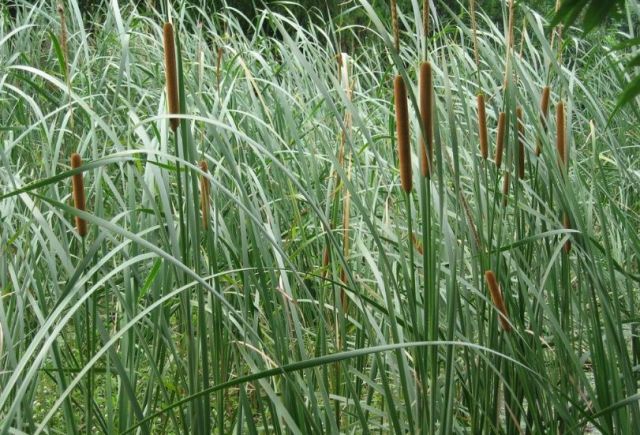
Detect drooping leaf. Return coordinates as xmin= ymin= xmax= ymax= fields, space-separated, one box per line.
xmin=614 ymin=74 xmax=640 ymax=115
xmin=550 ymin=0 xmax=625 ymax=33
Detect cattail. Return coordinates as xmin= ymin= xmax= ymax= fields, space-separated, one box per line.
xmin=517 ymin=106 xmax=525 ymax=179
xmin=484 ymin=270 xmax=512 ymax=332
xmin=535 ymin=86 xmax=551 ymax=155
xmin=495 ymin=111 xmax=506 ymax=168
xmin=57 ymin=2 xmax=68 ymax=78
xmin=391 ymin=0 xmax=400 ymax=51
xmin=477 ymin=93 xmax=488 ymax=160
xmin=502 ymin=171 xmax=510 ymax=207
xmin=163 ymin=22 xmax=180 ymax=132
xmin=322 ymin=244 xmax=331 ymax=272
xmin=394 ymin=75 xmax=412 ymax=193
xmin=556 ymin=101 xmax=571 ymax=252
xmin=551 ymin=0 xmax=564 ymax=64
xmin=199 ymin=160 xmax=210 ymax=229
xmin=563 ymin=213 xmax=571 ymax=253
xmin=470 ymin=0 xmax=479 ymax=69
xmin=419 ymin=62 xmax=433 ymax=177
xmin=502 ymin=0 xmax=515 ymax=89
xmin=70 ymin=153 xmax=87 ymax=237
xmin=556 ymin=101 xmax=566 ymax=170
xmin=423 ymin=0 xmax=429 ymax=40
xmin=412 ymin=232 xmax=424 ymax=255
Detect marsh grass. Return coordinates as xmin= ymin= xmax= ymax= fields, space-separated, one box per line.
xmin=0 ymin=0 xmax=639 ymax=433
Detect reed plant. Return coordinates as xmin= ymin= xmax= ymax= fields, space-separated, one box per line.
xmin=0 ymin=0 xmax=638 ymax=433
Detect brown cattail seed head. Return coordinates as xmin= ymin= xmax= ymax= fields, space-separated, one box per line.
xmin=536 ymin=86 xmax=551 ymax=156
xmin=563 ymin=213 xmax=571 ymax=253
xmin=412 ymin=232 xmax=424 ymax=255
xmin=484 ymin=270 xmax=512 ymax=332
xmin=419 ymin=62 xmax=433 ymax=177
xmin=517 ymin=106 xmax=525 ymax=179
xmin=556 ymin=101 xmax=566 ymax=170
xmin=394 ymin=75 xmax=412 ymax=193
xmin=477 ymin=93 xmax=488 ymax=160
xmin=163 ymin=22 xmax=180 ymax=132
xmin=199 ymin=160 xmax=210 ymax=229
xmin=70 ymin=153 xmax=87 ymax=237
xmin=495 ymin=111 xmax=506 ymax=168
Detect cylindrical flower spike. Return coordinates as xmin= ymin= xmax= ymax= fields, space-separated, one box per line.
xmin=536 ymin=86 xmax=551 ymax=156
xmin=563 ymin=213 xmax=572 ymax=253
xmin=394 ymin=75 xmax=412 ymax=193
xmin=477 ymin=93 xmax=488 ymax=160
xmin=495 ymin=111 xmax=506 ymax=168
xmin=70 ymin=153 xmax=87 ymax=237
xmin=391 ymin=0 xmax=400 ymax=51
xmin=556 ymin=101 xmax=566 ymax=169
xmin=163 ymin=22 xmax=180 ymax=132
xmin=423 ymin=0 xmax=429 ymax=39
xmin=556 ymin=101 xmax=571 ymax=252
xmin=484 ymin=270 xmax=512 ymax=332
xmin=419 ymin=62 xmax=433 ymax=177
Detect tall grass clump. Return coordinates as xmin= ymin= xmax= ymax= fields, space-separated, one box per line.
xmin=0 ymin=0 xmax=639 ymax=433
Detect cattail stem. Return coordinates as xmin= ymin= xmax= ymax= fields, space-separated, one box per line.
xmin=517 ymin=106 xmax=525 ymax=179
xmin=71 ymin=153 xmax=87 ymax=237
xmin=199 ymin=160 xmax=210 ymax=229
xmin=507 ymin=0 xmax=515 ymax=50
xmin=477 ymin=93 xmax=488 ymax=160
xmin=340 ymin=156 xmax=352 ymax=312
xmin=502 ymin=0 xmax=515 ymax=89
xmin=394 ymin=75 xmax=412 ymax=193
xmin=495 ymin=111 xmax=506 ymax=168
xmin=419 ymin=62 xmax=433 ymax=177
xmin=536 ymin=86 xmax=551 ymax=155
xmin=163 ymin=22 xmax=180 ymax=132
xmin=484 ymin=270 xmax=512 ymax=332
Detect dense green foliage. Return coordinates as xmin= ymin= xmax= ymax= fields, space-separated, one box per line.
xmin=1 ymin=0 xmax=639 ymax=433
